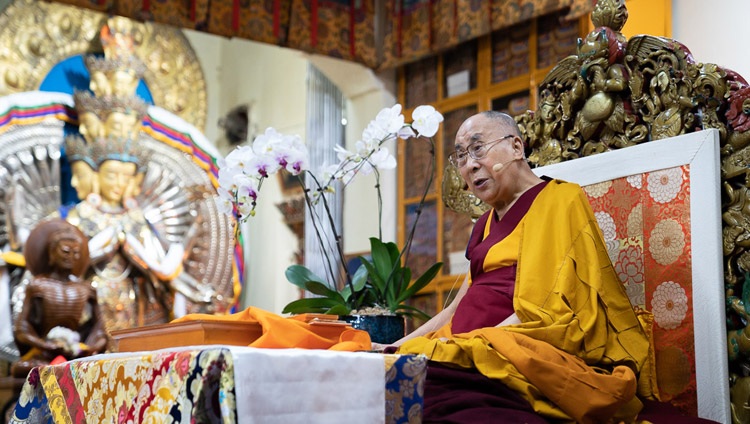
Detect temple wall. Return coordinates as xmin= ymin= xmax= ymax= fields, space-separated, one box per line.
xmin=176 ymin=0 xmax=750 ymax=313
xmin=183 ymin=30 xmax=396 ymax=313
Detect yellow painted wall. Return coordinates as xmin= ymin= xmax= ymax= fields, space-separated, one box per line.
xmin=589 ymin=0 xmax=672 ymax=38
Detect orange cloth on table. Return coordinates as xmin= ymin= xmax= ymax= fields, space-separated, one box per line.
xmin=172 ymin=306 xmax=371 ymax=351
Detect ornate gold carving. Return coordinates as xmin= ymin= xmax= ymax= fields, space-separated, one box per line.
xmin=0 ymin=0 xmax=207 ymax=130
xmin=440 ymin=164 xmax=490 ymax=221
xmin=591 ymin=0 xmax=628 ymax=32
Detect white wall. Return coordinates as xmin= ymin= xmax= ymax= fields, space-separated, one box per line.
xmin=182 ymin=31 xmax=396 ymax=314
xmin=673 ymin=0 xmax=750 ymax=80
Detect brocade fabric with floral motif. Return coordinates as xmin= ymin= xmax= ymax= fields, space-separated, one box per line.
xmin=583 ymin=166 xmax=696 ymax=415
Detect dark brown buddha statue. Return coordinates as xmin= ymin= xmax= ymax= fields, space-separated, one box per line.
xmin=10 ymin=219 xmax=108 ymax=378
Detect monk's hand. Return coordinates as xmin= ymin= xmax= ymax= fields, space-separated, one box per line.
xmin=371 ymin=342 xmax=389 ymax=352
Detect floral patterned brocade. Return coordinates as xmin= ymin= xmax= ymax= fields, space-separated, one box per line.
xmin=10 ymin=348 xmax=427 ymax=423
xmin=11 ymin=349 xmax=236 ymax=423
xmin=583 ymin=166 xmax=697 ymax=415
xmin=385 ymin=354 xmax=427 ymax=423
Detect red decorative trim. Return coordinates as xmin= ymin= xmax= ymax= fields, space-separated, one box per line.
xmin=98 ymin=0 xmax=107 ymax=6
xmin=142 ymin=0 xmax=150 ymax=12
xmin=396 ymin=0 xmax=403 ymax=57
xmin=190 ymin=0 xmax=196 ymax=22
xmin=273 ymin=0 xmax=281 ymax=37
xmin=453 ymin=0 xmax=458 ymax=37
xmin=232 ymin=0 xmax=240 ymax=32
xmin=349 ymin=0 xmax=356 ymax=57
xmin=311 ymin=0 xmax=319 ymax=47
xmin=428 ymin=0 xmax=433 ymax=48
xmin=487 ymin=0 xmax=492 ymax=30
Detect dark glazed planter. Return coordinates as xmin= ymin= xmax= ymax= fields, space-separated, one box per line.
xmin=339 ymin=314 xmax=405 ymax=345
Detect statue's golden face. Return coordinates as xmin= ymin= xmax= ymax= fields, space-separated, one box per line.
xmin=79 ymin=111 xmax=104 ymax=142
xmin=89 ymin=70 xmax=112 ymax=97
xmin=70 ymin=161 xmax=96 ymax=201
xmin=110 ymin=70 xmax=139 ymax=97
xmin=99 ymin=160 xmax=137 ymax=205
xmin=105 ymin=111 xmax=139 ymax=139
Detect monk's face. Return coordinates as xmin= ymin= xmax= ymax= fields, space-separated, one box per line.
xmin=454 ymin=114 xmax=523 ymax=209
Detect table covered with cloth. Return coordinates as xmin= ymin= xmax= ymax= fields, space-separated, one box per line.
xmin=8 ymin=345 xmax=427 ymax=423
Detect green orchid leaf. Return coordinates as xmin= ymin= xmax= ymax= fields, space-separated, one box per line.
xmin=397 ymin=262 xmax=443 ymax=303
xmin=351 ymin=264 xmax=369 ymax=292
xmin=326 ymin=304 xmax=352 ymax=316
xmin=385 ymin=267 xmax=406 ymax=307
xmin=389 ymin=267 xmax=411 ymax=301
xmin=285 ymin=265 xmax=329 ymax=290
xmin=360 ymin=255 xmax=386 ymax=296
xmin=384 ymin=241 xmax=400 ymax=264
xmin=395 ymin=304 xmax=432 ymax=321
xmin=340 ymin=285 xmax=352 ymax=301
xmin=282 ymin=297 xmax=342 ymax=314
xmin=369 ymin=238 xmax=395 ymax=282
xmin=304 ymin=281 xmax=345 ymax=302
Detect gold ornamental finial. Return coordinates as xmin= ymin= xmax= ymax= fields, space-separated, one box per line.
xmin=591 ymin=0 xmax=628 ymax=32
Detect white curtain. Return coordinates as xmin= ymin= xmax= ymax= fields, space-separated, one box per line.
xmin=304 ymin=65 xmax=345 ymax=287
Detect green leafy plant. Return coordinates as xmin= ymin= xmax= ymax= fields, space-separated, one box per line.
xmin=283 ymin=237 xmax=442 ymax=320
xmin=217 ymin=103 xmax=444 ymax=320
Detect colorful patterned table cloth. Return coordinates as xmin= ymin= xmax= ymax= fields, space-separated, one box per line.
xmin=9 ymin=345 xmax=426 ymax=423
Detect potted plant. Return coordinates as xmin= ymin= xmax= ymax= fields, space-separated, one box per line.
xmin=215 ymin=104 xmax=444 ymax=343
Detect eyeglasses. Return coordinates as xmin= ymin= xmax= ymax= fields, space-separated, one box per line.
xmin=449 ymin=135 xmax=514 ymax=167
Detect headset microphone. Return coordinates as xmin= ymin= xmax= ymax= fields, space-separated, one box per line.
xmin=492 ymin=158 xmax=518 ymax=173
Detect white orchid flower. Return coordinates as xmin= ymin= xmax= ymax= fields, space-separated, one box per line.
xmin=218 ymin=166 xmax=243 ymax=194
xmin=319 ymin=163 xmax=340 ymax=182
xmin=248 ymin=153 xmax=281 ymax=178
xmin=285 ymin=148 xmax=309 ymax=175
xmin=358 ymin=148 xmax=396 ymax=176
xmin=411 ymin=105 xmax=444 ymax=138
xmin=356 ymin=139 xmax=380 ymax=156
xmin=224 ymin=145 xmax=256 ymax=172
xmin=334 ymin=144 xmax=356 ymax=161
xmin=253 ymin=127 xmax=285 ymax=154
xmin=214 ymin=195 xmax=235 ymax=216
xmin=237 ymin=201 xmax=255 ymax=218
xmin=362 ymin=120 xmax=389 ymax=145
xmin=216 ymin=186 xmax=234 ymax=201
xmin=398 ymin=126 xmax=416 ymax=139
xmin=370 ymin=148 xmax=396 ymax=170
xmin=336 ymin=160 xmax=360 ymax=185
xmin=235 ymin=173 xmax=259 ymax=200
xmin=374 ymin=104 xmax=405 ymax=134
xmin=287 ymin=134 xmax=307 ymax=152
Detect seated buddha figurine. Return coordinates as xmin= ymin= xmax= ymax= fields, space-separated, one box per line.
xmin=11 ymin=219 xmax=108 ymax=377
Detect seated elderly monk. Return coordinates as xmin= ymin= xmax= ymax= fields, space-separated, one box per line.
xmin=386 ymin=111 xmax=659 ymax=424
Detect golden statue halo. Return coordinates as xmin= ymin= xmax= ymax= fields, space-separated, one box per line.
xmin=0 ymin=0 xmax=207 ymax=130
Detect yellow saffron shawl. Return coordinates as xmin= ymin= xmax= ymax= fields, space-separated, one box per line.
xmin=398 ymin=180 xmax=656 ymax=423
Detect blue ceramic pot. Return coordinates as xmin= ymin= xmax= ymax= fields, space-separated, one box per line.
xmin=339 ymin=314 xmax=405 ymax=345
